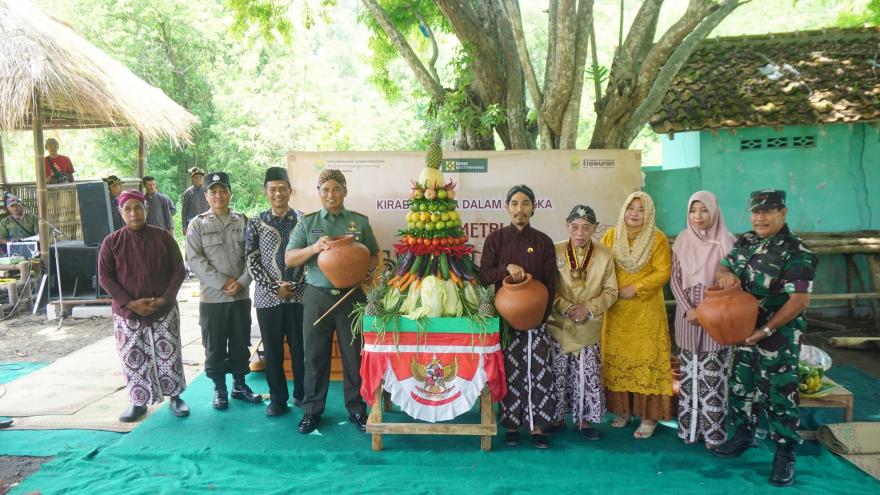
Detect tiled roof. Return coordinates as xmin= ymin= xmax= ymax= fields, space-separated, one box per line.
xmin=649 ymin=27 xmax=880 ymax=134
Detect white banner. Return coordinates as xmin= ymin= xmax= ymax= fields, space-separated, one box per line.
xmin=288 ymin=150 xmax=641 ymax=269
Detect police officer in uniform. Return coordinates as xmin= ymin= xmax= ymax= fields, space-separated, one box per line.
xmin=285 ymin=169 xmax=379 ymax=434
xmin=186 ymin=172 xmax=263 ymax=410
xmin=713 ymin=189 xmax=817 ymax=487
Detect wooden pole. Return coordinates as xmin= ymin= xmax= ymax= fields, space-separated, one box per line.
xmin=137 ymin=132 xmax=146 ymax=179
xmin=868 ymin=255 xmax=880 ymax=332
xmin=0 ymin=134 xmax=7 ymax=186
xmin=845 ymin=254 xmax=855 ymax=319
xmin=32 ymin=92 xmax=50 ymax=264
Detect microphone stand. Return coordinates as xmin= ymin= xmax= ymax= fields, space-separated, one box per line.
xmin=41 ymin=217 xmax=65 ymax=322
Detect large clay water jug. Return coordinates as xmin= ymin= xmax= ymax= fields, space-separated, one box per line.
xmin=317 ymin=235 xmax=371 ymax=289
xmin=495 ymin=273 xmax=549 ymax=331
xmin=695 ymin=285 xmax=759 ymax=345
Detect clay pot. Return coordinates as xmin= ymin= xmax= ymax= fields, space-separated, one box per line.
xmin=317 ymin=235 xmax=371 ymax=289
xmin=695 ymin=285 xmax=759 ymax=345
xmin=495 ymin=273 xmax=549 ymax=331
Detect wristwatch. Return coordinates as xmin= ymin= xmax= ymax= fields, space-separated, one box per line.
xmin=761 ymin=326 xmax=774 ymax=337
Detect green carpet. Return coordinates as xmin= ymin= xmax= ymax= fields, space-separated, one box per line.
xmin=0 ymin=362 xmax=48 ymax=383
xmin=13 ymin=372 xmax=880 ymax=495
xmin=0 ymin=361 xmax=124 ymax=457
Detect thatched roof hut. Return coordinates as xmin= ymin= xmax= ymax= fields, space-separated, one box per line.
xmin=0 ymin=0 xmax=196 ymax=141
xmin=0 ymin=0 xmax=197 ymax=264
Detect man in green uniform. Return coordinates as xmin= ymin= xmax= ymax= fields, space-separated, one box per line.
xmin=0 ymin=194 xmax=39 ymax=250
xmin=285 ymin=169 xmax=379 ymax=434
xmin=713 ymin=189 xmax=817 ymax=487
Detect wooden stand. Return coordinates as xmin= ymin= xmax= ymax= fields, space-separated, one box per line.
xmin=799 ymin=377 xmax=854 ymax=440
xmin=366 ymin=382 xmax=496 ymax=452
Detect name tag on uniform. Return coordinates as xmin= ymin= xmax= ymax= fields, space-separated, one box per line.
xmin=310 ymin=229 xmax=324 ymax=234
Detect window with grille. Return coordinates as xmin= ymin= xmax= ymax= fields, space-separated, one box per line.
xmin=766 ymin=137 xmax=789 ymax=148
xmin=741 ymin=138 xmax=763 ymax=150
xmin=792 ymin=135 xmax=816 ymax=148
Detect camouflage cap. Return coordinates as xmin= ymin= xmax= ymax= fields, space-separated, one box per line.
xmin=188 ymin=166 xmax=205 ymax=176
xmin=748 ymin=189 xmax=786 ymax=211
xmin=317 ymin=168 xmax=346 ymax=189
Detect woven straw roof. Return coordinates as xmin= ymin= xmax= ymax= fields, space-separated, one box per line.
xmin=0 ymin=0 xmax=196 ymax=143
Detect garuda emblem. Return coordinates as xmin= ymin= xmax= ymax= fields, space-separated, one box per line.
xmin=411 ymin=355 xmax=458 ymax=395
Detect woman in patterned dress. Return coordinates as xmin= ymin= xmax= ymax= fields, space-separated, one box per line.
xmin=671 ymin=191 xmax=736 ymax=449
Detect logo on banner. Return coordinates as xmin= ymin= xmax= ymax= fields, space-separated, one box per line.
xmin=440 ymin=158 xmax=488 ymax=173
xmin=411 ymin=355 xmax=458 ymax=395
xmin=582 ymin=159 xmax=615 ymax=169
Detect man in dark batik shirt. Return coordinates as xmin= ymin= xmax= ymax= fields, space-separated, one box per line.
xmin=245 ymin=167 xmax=306 ymax=417
xmin=479 ymin=184 xmax=556 ymax=449
xmin=713 ymin=189 xmax=817 ymax=488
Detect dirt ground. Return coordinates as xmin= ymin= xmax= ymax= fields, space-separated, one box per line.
xmin=0 ymin=307 xmax=877 ymax=493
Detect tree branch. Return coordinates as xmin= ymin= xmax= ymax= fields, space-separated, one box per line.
xmin=559 ymin=0 xmax=594 ymax=148
xmin=588 ymin=9 xmax=602 ymax=101
xmin=635 ymin=0 xmax=716 ymax=101
xmin=411 ymin=9 xmax=441 ymax=85
xmin=503 ymin=0 xmax=546 ymax=126
xmin=624 ymin=0 xmax=745 ymax=143
xmin=540 ymin=0 xmax=578 ymax=134
xmin=360 ymin=0 xmax=444 ymax=101
xmin=613 ymin=0 xmax=662 ymax=75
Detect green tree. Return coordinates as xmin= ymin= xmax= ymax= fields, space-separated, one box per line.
xmin=231 ymin=0 xmax=746 ymax=150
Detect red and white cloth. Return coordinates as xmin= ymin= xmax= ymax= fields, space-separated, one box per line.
xmin=360 ymin=328 xmax=507 ymax=422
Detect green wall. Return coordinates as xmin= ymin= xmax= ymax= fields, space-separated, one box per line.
xmin=645 ymin=123 xmax=880 ymax=315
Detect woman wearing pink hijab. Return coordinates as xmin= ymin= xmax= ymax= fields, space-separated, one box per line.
xmin=671 ymin=191 xmax=736 ymax=449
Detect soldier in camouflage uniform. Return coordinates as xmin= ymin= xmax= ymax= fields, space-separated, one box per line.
xmin=712 ymin=189 xmax=817 ymax=488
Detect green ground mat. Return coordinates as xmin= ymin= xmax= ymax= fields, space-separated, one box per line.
xmin=0 ymin=362 xmax=48 ymax=383
xmin=14 ymin=372 xmax=879 ymax=495
xmin=0 ymin=361 xmax=124 ymax=456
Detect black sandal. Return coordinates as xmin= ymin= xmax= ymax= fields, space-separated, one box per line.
xmin=504 ymin=430 xmax=520 ymax=446
xmin=531 ymin=433 xmax=550 ymax=449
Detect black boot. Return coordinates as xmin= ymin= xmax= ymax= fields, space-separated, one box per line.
xmin=119 ymin=404 xmax=147 ymax=422
xmin=231 ymin=378 xmax=263 ymax=403
xmin=770 ymin=442 xmax=796 ymax=487
xmin=713 ymin=427 xmax=756 ymax=458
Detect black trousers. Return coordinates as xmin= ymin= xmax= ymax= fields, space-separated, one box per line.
xmin=199 ymin=299 xmax=252 ymax=387
xmin=256 ymin=303 xmax=304 ymax=405
xmin=301 ymin=285 xmax=366 ymax=416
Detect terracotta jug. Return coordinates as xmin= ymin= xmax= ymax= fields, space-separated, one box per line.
xmin=317 ymin=235 xmax=371 ymax=289
xmin=695 ymin=285 xmax=759 ymax=345
xmin=495 ymin=273 xmax=549 ymax=331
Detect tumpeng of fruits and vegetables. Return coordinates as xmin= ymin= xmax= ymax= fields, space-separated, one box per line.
xmin=363 ymin=142 xmax=496 ymax=322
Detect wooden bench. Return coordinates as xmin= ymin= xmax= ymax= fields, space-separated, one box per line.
xmin=799 ymin=377 xmax=854 ymax=440
xmin=366 ymin=382 xmax=496 ymax=452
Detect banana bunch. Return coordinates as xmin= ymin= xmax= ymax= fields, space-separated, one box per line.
xmin=798 ymin=362 xmax=825 ymax=394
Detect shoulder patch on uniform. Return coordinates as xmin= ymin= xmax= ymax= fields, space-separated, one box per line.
xmin=302 ymin=211 xmax=319 ymax=218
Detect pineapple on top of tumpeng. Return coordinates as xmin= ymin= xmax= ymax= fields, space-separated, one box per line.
xmin=360 ymin=141 xmax=495 ymax=330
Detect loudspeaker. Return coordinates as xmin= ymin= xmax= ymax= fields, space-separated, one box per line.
xmin=48 ymin=240 xmax=105 ymax=299
xmin=77 ymin=181 xmax=113 ymax=246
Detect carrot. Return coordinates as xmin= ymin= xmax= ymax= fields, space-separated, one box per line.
xmin=400 ymin=275 xmax=416 ymax=291
xmin=387 ymin=275 xmax=401 ymax=286
xmin=412 ymin=278 xmax=422 ymax=291
xmin=394 ymin=273 xmax=411 ymax=289
xmin=448 ymin=271 xmax=461 ymax=285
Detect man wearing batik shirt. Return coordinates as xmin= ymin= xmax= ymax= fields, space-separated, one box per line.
xmin=546 ymin=205 xmax=618 ymax=441
xmin=479 ymin=184 xmax=557 ymax=449
xmin=98 ymin=190 xmax=188 ymax=423
xmin=245 ymin=167 xmax=306 ymax=417
xmin=713 ymin=189 xmax=817 ymax=487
